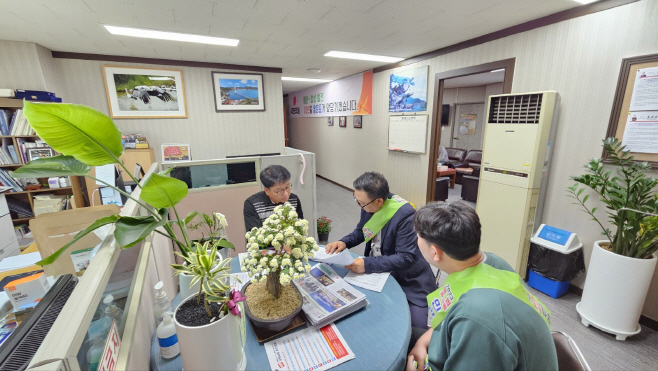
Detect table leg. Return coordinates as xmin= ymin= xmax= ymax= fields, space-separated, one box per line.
xmin=450 ymin=174 xmax=455 ymax=189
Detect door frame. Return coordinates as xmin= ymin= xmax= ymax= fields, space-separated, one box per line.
xmin=426 ymin=58 xmax=515 ymax=203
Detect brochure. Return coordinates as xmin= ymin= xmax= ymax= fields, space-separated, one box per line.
xmin=311 ymin=249 xmax=355 ymax=266
xmin=293 ymin=263 xmax=367 ymax=328
xmin=343 ymin=271 xmax=391 ymax=293
xmin=264 ymin=323 xmax=354 ymax=371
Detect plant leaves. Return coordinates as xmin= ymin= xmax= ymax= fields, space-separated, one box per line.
xmin=23 ymin=101 xmax=124 ymax=166
xmin=11 ymin=155 xmax=92 ymax=178
xmin=184 ymin=211 xmax=199 ymax=225
xmin=35 ymin=215 xmax=120 ymax=266
xmin=113 ymin=208 xmax=169 ymax=248
xmin=140 ymin=172 xmax=188 ymax=208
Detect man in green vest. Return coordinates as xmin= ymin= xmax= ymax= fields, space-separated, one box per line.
xmin=407 ymin=202 xmax=558 ymax=371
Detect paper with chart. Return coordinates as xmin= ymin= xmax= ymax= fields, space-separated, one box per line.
xmin=630 ymin=66 xmax=658 ymax=111
xmin=343 ymin=271 xmax=390 ymax=292
xmin=312 ymin=249 xmax=355 ymax=266
xmin=264 ymin=323 xmax=354 ymax=371
xmin=388 ymin=115 xmax=428 ymax=154
xmin=622 ymin=111 xmax=658 ymax=153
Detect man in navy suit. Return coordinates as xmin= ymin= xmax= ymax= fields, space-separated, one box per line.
xmin=326 ymin=172 xmax=436 ymax=331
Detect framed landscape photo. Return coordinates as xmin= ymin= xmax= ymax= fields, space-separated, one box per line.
xmin=327 ymin=117 xmax=334 ymax=126
xmin=211 ymin=71 xmax=265 ymax=112
xmin=102 ymin=66 xmax=187 ymax=119
xmin=161 ymin=144 xmax=191 ymax=162
xmin=28 ymin=147 xmax=54 ymax=162
xmin=339 ymin=116 xmax=347 ymax=127
xmin=353 ymin=115 xmax=362 ymax=128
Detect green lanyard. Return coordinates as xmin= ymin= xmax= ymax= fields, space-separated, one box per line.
xmin=362 ymin=195 xmax=408 ymax=242
xmin=427 ymin=263 xmax=551 ymax=330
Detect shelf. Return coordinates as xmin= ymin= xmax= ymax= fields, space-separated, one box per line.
xmin=0 ymin=164 xmax=21 ymax=167
xmin=12 ymin=217 xmax=34 ymax=223
xmin=3 ymin=187 xmax=73 ymax=195
xmin=0 ymin=98 xmax=23 ymax=108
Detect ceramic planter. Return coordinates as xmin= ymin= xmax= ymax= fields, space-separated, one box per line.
xmin=241 ymin=281 xmax=302 ymax=332
xmin=576 ymin=240 xmax=658 ymax=340
xmin=173 ymin=294 xmax=246 ymax=371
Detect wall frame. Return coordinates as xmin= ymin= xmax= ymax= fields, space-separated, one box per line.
xmin=211 ymin=71 xmax=265 ymax=112
xmin=605 ymin=53 xmax=658 ymax=167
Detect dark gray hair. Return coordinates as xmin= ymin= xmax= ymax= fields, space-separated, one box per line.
xmin=413 ymin=202 xmax=481 ymax=261
xmin=260 ymin=165 xmax=291 ymax=189
xmin=353 ymin=172 xmax=389 ymax=201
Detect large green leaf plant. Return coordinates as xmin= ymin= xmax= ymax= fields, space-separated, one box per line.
xmin=567 ymin=137 xmax=658 ymax=259
xmin=12 ymin=101 xmax=232 ymax=266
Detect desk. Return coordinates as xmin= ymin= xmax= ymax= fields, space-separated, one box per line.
xmin=437 ymin=168 xmax=457 ymax=189
xmin=151 ymin=253 xmax=411 ymax=371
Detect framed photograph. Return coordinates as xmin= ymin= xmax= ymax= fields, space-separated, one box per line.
xmin=161 ymin=144 xmax=191 ymax=162
xmin=102 ymin=66 xmax=187 ymax=119
xmin=327 ymin=117 xmax=334 ymax=126
xmin=28 ymin=147 xmax=54 ymax=162
xmin=353 ymin=115 xmax=362 ymax=128
xmin=211 ymin=71 xmax=265 ymax=112
xmin=339 ymin=116 xmax=347 ymax=127
xmin=389 ymin=65 xmax=429 ymax=112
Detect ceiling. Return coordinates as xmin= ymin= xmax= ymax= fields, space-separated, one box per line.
xmin=1 ymin=0 xmax=583 ymax=94
xmin=444 ymin=70 xmax=505 ymax=88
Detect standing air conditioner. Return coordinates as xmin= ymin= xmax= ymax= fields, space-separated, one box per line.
xmin=477 ymin=91 xmax=560 ymax=276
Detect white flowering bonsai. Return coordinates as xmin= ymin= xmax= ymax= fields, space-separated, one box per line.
xmin=241 ymin=202 xmax=319 ymax=298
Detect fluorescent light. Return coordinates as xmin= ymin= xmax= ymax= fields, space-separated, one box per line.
xmin=104 ymin=25 xmax=239 ymax=46
xmin=324 ymin=51 xmax=404 ymax=63
xmin=573 ymin=0 xmax=598 ymax=4
xmin=490 ymin=69 xmax=505 ymax=73
xmin=282 ymin=77 xmax=332 ymax=83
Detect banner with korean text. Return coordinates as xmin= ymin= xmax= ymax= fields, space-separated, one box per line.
xmin=288 ymin=70 xmax=373 ymax=117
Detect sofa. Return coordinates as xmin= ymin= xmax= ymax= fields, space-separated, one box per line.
xmin=444 ymin=147 xmax=468 ymax=168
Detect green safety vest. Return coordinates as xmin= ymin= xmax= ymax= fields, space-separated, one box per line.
xmin=362 ymin=195 xmax=408 ymax=242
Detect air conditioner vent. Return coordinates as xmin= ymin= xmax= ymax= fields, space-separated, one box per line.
xmin=488 ymin=93 xmax=543 ymax=124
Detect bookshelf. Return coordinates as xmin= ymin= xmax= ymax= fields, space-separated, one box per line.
xmin=0 ymin=98 xmax=84 ymax=224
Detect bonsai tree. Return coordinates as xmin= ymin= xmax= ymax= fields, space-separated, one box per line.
xmin=317 ymin=216 xmax=332 ymax=235
xmin=10 ymin=101 xmax=232 ymax=266
xmin=241 ymin=203 xmax=319 ymax=298
xmin=567 ymin=137 xmax=658 ymax=259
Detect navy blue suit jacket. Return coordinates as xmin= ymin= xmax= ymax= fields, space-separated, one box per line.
xmin=340 ymin=194 xmax=436 ymax=307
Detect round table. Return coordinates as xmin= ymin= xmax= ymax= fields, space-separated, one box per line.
xmin=151 ymin=253 xmax=411 ymax=370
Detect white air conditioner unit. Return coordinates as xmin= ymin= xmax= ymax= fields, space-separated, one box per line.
xmin=476 ymin=91 xmax=560 ymax=276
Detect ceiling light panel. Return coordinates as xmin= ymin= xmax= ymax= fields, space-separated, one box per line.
xmin=104 ymin=25 xmax=239 ymax=46
xmin=324 ymin=51 xmax=404 ymax=63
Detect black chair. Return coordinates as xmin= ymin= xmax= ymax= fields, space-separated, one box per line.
xmin=434 ymin=177 xmax=450 ymax=201
xmin=461 ymin=175 xmax=479 ymax=202
xmin=552 ymin=331 xmax=591 ymax=371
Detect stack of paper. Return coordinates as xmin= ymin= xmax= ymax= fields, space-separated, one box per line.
xmin=344 ymin=271 xmax=391 ymax=293
xmin=310 ymin=249 xmax=355 ymax=266
xmin=0 ymin=252 xmax=42 ymax=272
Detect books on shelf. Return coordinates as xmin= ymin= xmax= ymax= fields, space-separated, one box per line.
xmin=8 ymin=109 xmax=35 ymax=136
xmin=15 ymin=139 xmax=48 ymax=164
xmin=0 ymin=110 xmax=11 ymax=136
xmin=6 ymin=198 xmax=32 ymax=218
xmin=293 ymin=263 xmax=367 ymax=328
xmin=0 ymin=169 xmax=25 ymax=192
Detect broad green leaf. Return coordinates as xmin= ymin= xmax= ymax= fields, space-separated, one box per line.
xmin=12 ymin=155 xmax=92 ymax=178
xmin=184 ymin=211 xmax=199 ymax=225
xmin=216 ymin=239 xmax=234 ymax=250
xmin=140 ymin=172 xmax=188 ymax=208
xmin=36 ymin=215 xmax=120 ymax=266
xmin=23 ymin=101 xmax=124 ymax=166
xmin=113 ymin=208 xmax=169 ymax=248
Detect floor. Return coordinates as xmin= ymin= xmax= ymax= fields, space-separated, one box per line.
xmin=315 ymin=176 xmax=658 ymax=371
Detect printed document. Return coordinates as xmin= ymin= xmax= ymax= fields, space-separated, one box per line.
xmin=264 ymin=324 xmax=354 ymax=371
xmin=622 ymin=111 xmax=658 ymax=153
xmin=311 ymin=249 xmax=354 ymax=266
xmin=344 ymin=271 xmax=390 ymax=293
xmin=630 ymin=66 xmax=658 ymax=111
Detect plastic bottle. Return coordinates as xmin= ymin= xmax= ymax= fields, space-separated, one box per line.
xmin=153 ymin=281 xmax=173 ymax=326
xmin=103 ymin=294 xmax=123 ymax=329
xmin=86 ymin=336 xmax=105 ymax=371
xmin=157 ymin=312 xmax=180 ymax=359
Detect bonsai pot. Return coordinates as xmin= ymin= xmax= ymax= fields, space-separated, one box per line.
xmin=576 ymin=240 xmax=658 ymax=341
xmin=173 ymin=294 xmax=246 ymax=371
xmin=241 ymin=281 xmax=302 ymax=332
xmin=318 ymin=232 xmax=329 ymax=243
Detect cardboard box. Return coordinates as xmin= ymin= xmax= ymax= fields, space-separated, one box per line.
xmin=29 ymin=205 xmax=120 ymax=276
xmin=33 ymin=194 xmax=67 ymax=216
xmin=4 ymin=272 xmax=51 ymax=311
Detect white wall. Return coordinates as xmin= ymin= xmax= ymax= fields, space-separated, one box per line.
xmin=288 ymin=0 xmax=658 ymax=319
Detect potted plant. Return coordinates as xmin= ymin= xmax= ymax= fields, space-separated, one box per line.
xmin=171 ymin=240 xmax=246 ymax=370
xmin=567 ymin=137 xmax=658 ymax=340
xmin=317 ymin=216 xmax=332 ymax=243
xmin=241 ymin=203 xmax=319 ymax=332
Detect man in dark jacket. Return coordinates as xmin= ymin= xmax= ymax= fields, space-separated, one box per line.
xmin=325 ymin=172 xmax=436 ymax=331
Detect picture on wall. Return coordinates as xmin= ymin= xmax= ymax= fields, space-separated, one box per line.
xmin=459 ymin=114 xmax=477 ymax=135
xmin=161 ymin=144 xmax=191 ymax=162
xmin=389 ymin=65 xmax=428 ymax=113
xmin=339 ymin=116 xmax=347 ymax=127
xmin=27 ymin=147 xmax=54 ymax=162
xmin=327 ymin=117 xmax=334 ymax=126
xmin=211 ymin=71 xmax=265 ymax=112
xmin=102 ymin=66 xmax=187 ymax=119
xmin=353 ymin=115 xmax=362 ymax=128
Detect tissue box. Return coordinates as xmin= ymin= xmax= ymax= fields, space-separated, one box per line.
xmin=3 ymin=272 xmax=51 ymax=311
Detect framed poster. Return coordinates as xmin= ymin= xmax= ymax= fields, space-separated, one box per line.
xmin=102 ymin=66 xmax=187 ymax=119
xmin=459 ymin=114 xmax=477 ymax=135
xmin=353 ymin=115 xmax=362 ymax=128
xmin=27 ymin=147 xmax=54 ymax=162
xmin=389 ymin=66 xmax=428 ymax=112
xmin=338 ymin=116 xmax=346 ymax=127
xmin=211 ymin=71 xmax=265 ymax=112
xmin=327 ymin=117 xmax=334 ymax=126
xmin=605 ymin=53 xmax=658 ymax=166
xmin=161 ymin=144 xmax=191 ymax=162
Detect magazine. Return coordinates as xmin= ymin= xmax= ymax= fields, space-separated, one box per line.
xmin=293 ymin=263 xmax=367 ymax=328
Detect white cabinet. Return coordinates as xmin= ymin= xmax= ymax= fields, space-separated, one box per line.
xmin=0 ymin=194 xmax=20 ymax=259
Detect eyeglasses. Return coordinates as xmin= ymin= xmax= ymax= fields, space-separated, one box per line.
xmin=270 ymin=183 xmax=292 ymax=195
xmin=353 ymin=194 xmax=376 ymax=209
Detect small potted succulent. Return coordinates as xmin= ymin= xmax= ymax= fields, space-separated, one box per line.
xmin=317 ymin=216 xmax=332 ymax=243
xmin=172 ymin=240 xmax=246 ymax=370
xmin=241 ymin=203 xmax=319 ymax=332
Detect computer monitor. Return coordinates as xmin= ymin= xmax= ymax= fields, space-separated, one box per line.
xmin=440 ymin=104 xmax=450 ymax=126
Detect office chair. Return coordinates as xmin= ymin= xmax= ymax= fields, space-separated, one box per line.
xmin=552 ymin=331 xmax=592 ymax=371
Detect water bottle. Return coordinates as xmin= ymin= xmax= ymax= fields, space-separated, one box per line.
xmin=153 ymin=281 xmax=173 ymax=326
xmin=103 ymin=295 xmax=123 ymax=329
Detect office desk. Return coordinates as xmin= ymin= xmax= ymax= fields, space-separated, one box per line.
xmin=151 ymin=253 xmax=411 ymax=371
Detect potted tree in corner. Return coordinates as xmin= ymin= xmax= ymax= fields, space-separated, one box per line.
xmin=568 ymin=138 xmax=658 ymax=340
xmin=317 ymin=216 xmax=332 ymax=243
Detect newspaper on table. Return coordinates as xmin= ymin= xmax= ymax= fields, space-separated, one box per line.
xmin=264 ymin=323 xmax=354 ymax=371
xmin=293 ymin=263 xmax=367 ymax=328
xmin=343 ymin=271 xmax=391 ymax=293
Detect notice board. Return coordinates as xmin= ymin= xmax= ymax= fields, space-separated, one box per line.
xmin=388 ymin=114 xmax=428 ymax=154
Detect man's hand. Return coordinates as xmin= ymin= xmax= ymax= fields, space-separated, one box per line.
xmin=282 ymin=244 xmax=292 ymax=255
xmin=325 ymin=241 xmax=347 ymax=254
xmin=406 ymin=328 xmax=433 ymax=371
xmin=344 ymin=258 xmax=365 ymax=274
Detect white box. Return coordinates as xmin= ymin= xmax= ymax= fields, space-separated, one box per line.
xmin=4 ymin=272 xmax=51 ymax=311
xmin=47 ymin=177 xmax=60 ymax=189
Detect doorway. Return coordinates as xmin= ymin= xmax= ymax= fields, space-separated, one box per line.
xmin=426 ymin=58 xmax=515 ymax=203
